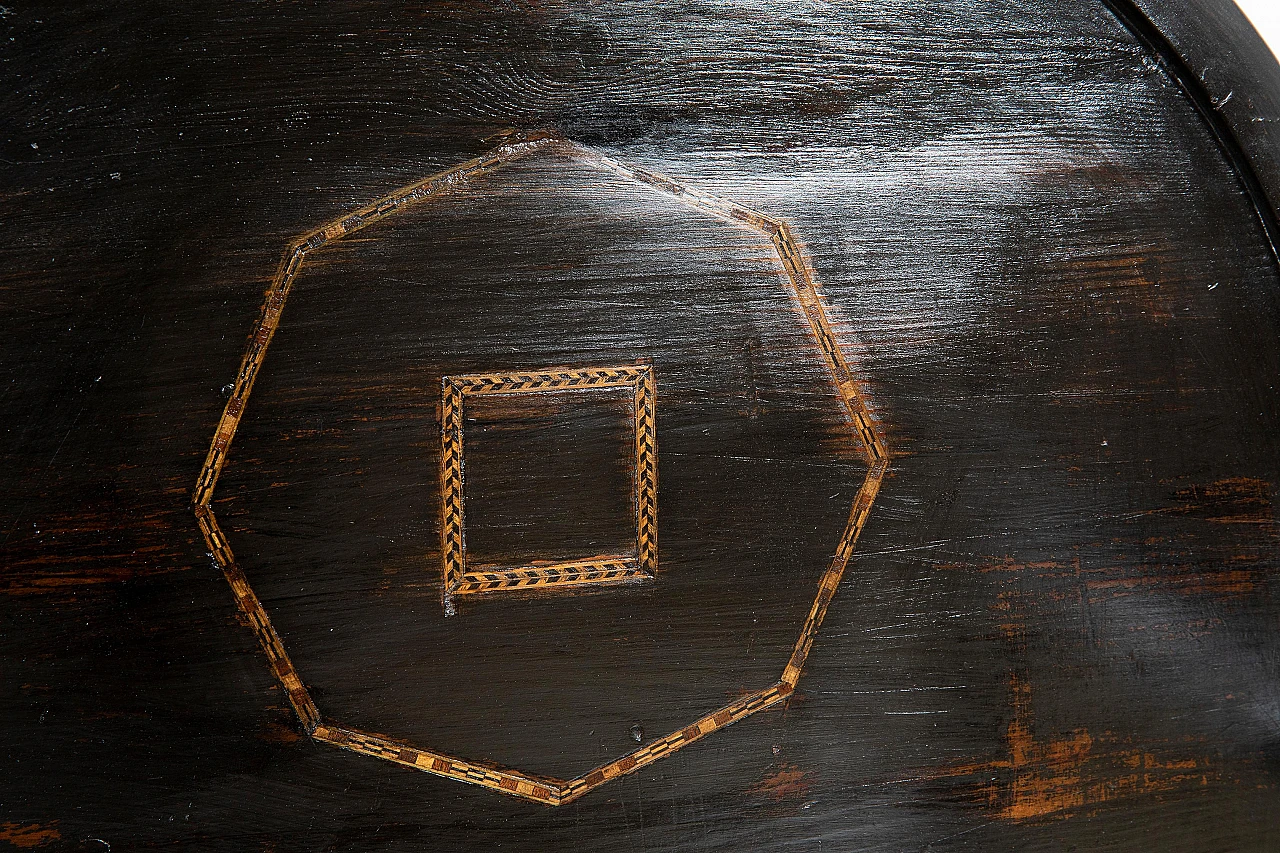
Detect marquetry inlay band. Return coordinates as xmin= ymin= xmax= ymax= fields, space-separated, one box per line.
xmin=192 ymin=129 xmax=889 ymax=806
xmin=439 ymin=363 xmax=658 ymax=613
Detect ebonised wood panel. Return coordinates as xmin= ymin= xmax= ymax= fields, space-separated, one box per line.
xmin=4 ymin=0 xmax=1280 ymax=849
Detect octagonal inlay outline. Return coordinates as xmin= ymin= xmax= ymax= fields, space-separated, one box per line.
xmin=192 ymin=130 xmax=890 ymax=805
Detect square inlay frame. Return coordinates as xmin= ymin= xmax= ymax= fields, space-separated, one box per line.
xmin=439 ymin=363 xmax=657 ymax=612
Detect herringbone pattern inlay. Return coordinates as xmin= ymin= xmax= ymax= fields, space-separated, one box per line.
xmin=439 ymin=364 xmax=657 ymax=613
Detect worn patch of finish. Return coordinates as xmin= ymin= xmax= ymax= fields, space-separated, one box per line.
xmin=191 ymin=131 xmax=889 ymax=804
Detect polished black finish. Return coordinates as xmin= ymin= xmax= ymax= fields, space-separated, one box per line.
xmin=4 ymin=1 xmax=1280 ymax=850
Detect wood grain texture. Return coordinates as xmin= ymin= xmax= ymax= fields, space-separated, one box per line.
xmin=3 ymin=0 xmax=1280 ymax=849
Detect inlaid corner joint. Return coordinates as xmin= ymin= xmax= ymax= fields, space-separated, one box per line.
xmin=191 ymin=129 xmax=890 ymax=806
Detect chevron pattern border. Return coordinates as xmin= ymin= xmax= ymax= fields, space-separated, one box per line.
xmin=439 ymin=363 xmax=657 ymax=613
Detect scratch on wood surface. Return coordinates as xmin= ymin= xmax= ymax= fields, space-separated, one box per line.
xmin=940 ymin=541 xmax=1271 ymax=603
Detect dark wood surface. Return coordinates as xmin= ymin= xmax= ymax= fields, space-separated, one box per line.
xmin=5 ymin=0 xmax=1280 ymax=849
